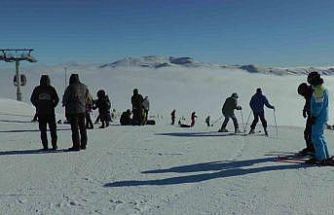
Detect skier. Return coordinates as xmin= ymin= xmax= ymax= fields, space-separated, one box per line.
xmin=63 ymin=74 xmax=90 ymax=151
xmin=94 ymin=89 xmax=112 ymax=128
xmin=171 ymin=109 xmax=176 ymax=125
xmin=30 ymin=75 xmax=59 ymax=150
xmin=249 ymin=88 xmax=275 ymax=136
xmin=131 ymin=88 xmax=144 ymax=125
xmin=205 ymin=116 xmax=211 ymax=127
xmin=142 ymin=96 xmax=150 ymax=125
xmin=219 ymin=93 xmax=242 ymax=133
xmin=297 ymin=83 xmax=314 ymax=155
xmin=306 ymin=72 xmax=330 ymax=164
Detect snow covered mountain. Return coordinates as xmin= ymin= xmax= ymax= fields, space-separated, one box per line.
xmin=98 ymin=56 xmax=334 ymax=76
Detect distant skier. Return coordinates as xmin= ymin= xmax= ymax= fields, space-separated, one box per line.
xmin=131 ymin=89 xmax=144 ymax=125
xmin=63 ymin=74 xmax=90 ymax=151
xmin=94 ymin=89 xmax=112 ymax=128
xmin=171 ymin=109 xmax=176 ymax=125
xmin=249 ymin=88 xmax=275 ymax=136
xmin=205 ymin=116 xmax=211 ymax=127
xmin=306 ymin=72 xmax=330 ymax=164
xmin=297 ymin=82 xmax=314 ymax=155
xmin=219 ymin=93 xmax=242 ymax=133
xmin=142 ymin=96 xmax=150 ymax=125
xmin=30 ymin=75 xmax=59 ymax=150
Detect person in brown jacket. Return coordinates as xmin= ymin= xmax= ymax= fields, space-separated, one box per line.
xmin=219 ymin=93 xmax=242 ymax=133
xmin=62 ymin=74 xmax=90 ymax=151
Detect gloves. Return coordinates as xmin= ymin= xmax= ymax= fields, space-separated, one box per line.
xmin=303 ymin=110 xmax=307 ymax=118
xmin=309 ymin=116 xmax=316 ymax=125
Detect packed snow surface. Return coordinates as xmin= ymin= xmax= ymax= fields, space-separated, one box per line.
xmin=0 ymin=60 xmax=334 ymax=214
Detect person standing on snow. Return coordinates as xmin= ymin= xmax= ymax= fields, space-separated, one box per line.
xmin=30 ymin=75 xmax=59 ymax=150
xmin=131 ymin=88 xmax=144 ymax=125
xmin=142 ymin=96 xmax=150 ymax=125
xmin=297 ymin=82 xmax=314 ymax=155
xmin=94 ymin=89 xmax=112 ymax=128
xmin=306 ymin=72 xmax=330 ymax=164
xmin=63 ymin=74 xmax=90 ymax=151
xmin=171 ymin=109 xmax=176 ymax=125
xmin=249 ymin=88 xmax=275 ymax=136
xmin=219 ymin=93 xmax=242 ymax=133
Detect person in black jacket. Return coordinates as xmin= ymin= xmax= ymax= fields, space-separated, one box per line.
xmin=30 ymin=75 xmax=59 ymax=150
xmin=62 ymin=74 xmax=90 ymax=151
xmin=298 ymin=82 xmax=315 ymax=155
xmin=94 ymin=89 xmax=111 ymax=128
xmin=131 ymin=88 xmax=144 ymax=125
xmin=219 ymin=93 xmax=242 ymax=133
xmin=120 ymin=109 xmax=132 ymax=125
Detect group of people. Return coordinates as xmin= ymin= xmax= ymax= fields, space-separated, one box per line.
xmin=119 ymin=89 xmax=150 ymax=126
xmin=30 ymin=72 xmax=332 ymax=165
xmin=297 ymin=72 xmax=330 ymax=164
xmin=218 ymin=88 xmax=275 ymax=136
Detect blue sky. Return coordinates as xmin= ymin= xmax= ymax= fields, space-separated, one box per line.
xmin=1 ymin=0 xmax=334 ymax=66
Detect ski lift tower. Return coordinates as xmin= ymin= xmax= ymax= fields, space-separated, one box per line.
xmin=0 ymin=49 xmax=37 ymax=101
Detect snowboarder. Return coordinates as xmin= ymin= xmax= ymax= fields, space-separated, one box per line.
xmin=297 ymin=82 xmax=314 ymax=155
xmin=219 ymin=93 xmax=242 ymax=133
xmin=30 ymin=75 xmax=59 ymax=150
xmin=306 ymin=72 xmax=330 ymax=164
xmin=249 ymin=88 xmax=275 ymax=136
xmin=142 ymin=96 xmax=150 ymax=125
xmin=93 ymin=89 xmax=112 ymax=128
xmin=131 ymin=88 xmax=144 ymax=125
xmin=171 ymin=109 xmax=176 ymax=125
xmin=120 ymin=109 xmax=132 ymax=125
xmin=62 ymin=74 xmax=90 ymax=151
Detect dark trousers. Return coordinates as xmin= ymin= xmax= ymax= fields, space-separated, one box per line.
xmin=67 ymin=113 xmax=87 ymax=149
xmin=250 ymin=111 xmax=267 ymax=130
xmin=305 ymin=117 xmax=314 ymax=151
xmin=221 ymin=113 xmax=239 ymax=130
xmin=38 ymin=114 xmax=57 ymax=148
xmin=86 ymin=112 xmax=94 ymax=129
xmin=132 ymin=108 xmax=143 ymax=125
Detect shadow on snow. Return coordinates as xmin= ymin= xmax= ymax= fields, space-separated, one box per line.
xmin=104 ymin=156 xmax=309 ymax=187
xmin=155 ymin=131 xmax=245 ymax=138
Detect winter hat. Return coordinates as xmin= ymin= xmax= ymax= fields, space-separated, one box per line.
xmin=97 ymin=89 xmax=106 ymax=98
xmin=307 ymin=72 xmax=320 ymax=85
xmin=256 ymin=88 xmax=262 ymax=94
xmin=231 ymin=93 xmax=238 ymax=98
xmin=307 ymin=72 xmax=323 ymax=86
xmin=69 ymin=74 xmax=80 ymax=84
xmin=297 ymin=83 xmax=308 ymax=96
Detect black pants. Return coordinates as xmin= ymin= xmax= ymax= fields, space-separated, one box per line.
xmin=38 ymin=114 xmax=57 ymax=148
xmin=67 ymin=113 xmax=87 ymax=149
xmin=305 ymin=117 xmax=314 ymax=151
xmin=250 ymin=111 xmax=267 ymax=130
xmin=132 ymin=108 xmax=143 ymax=125
xmin=221 ymin=113 xmax=239 ymax=130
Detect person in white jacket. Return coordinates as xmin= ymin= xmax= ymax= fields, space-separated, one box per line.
xmin=142 ymin=96 xmax=150 ymax=125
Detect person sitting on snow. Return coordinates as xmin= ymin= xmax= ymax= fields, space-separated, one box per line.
xmin=219 ymin=93 xmax=242 ymax=133
xmin=179 ymin=112 xmax=197 ymax=128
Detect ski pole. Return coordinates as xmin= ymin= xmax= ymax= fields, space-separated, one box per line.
xmin=243 ymin=110 xmax=252 ymax=132
xmin=273 ymin=109 xmax=278 ymax=136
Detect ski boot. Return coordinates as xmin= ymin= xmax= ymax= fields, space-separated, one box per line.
xmin=248 ymin=129 xmax=255 ymax=134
